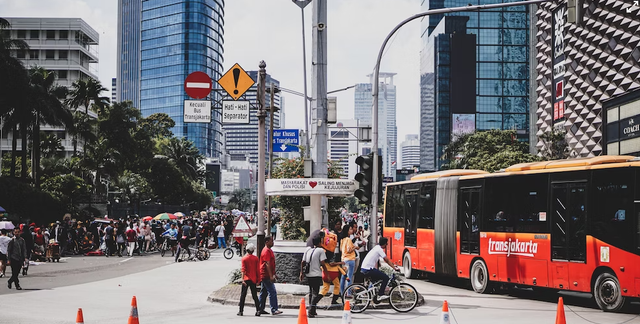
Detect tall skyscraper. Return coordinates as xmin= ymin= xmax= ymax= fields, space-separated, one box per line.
xmin=400 ymin=134 xmax=420 ymax=169
xmin=117 ymin=0 xmax=225 ymax=158
xmin=420 ymin=0 xmax=531 ymax=171
xmin=327 ymin=120 xmax=360 ymax=180
xmin=111 ymin=78 xmax=117 ymax=102
xmin=1 ymin=18 xmax=99 ymax=157
xmin=353 ymin=73 xmax=397 ymax=177
xmin=224 ymin=71 xmax=283 ymax=165
xmin=535 ymin=1 xmax=640 ymax=157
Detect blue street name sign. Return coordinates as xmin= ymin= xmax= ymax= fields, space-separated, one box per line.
xmin=272 ymin=129 xmax=300 ymax=152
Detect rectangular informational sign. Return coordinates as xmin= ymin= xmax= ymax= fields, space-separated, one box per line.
xmin=272 ymin=129 xmax=300 ymax=152
xmin=222 ymin=100 xmax=250 ymax=124
xmin=184 ymin=100 xmax=211 ymax=123
xmin=452 ymin=114 xmax=475 ymax=139
xmin=265 ymin=178 xmax=358 ymax=196
xmin=552 ymin=4 xmax=566 ymax=122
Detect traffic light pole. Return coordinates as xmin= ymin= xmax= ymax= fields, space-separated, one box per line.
xmin=369 ymin=0 xmax=550 ymax=249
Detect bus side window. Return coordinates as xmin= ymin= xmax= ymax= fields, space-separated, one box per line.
xmin=591 ymin=169 xmax=633 ymax=251
xmin=418 ymin=183 xmax=435 ymax=229
xmin=515 ymin=174 xmax=548 ymax=233
xmin=385 ymin=186 xmax=395 ymax=228
xmin=484 ymin=177 xmax=515 ymax=232
xmin=396 ymin=188 xmax=405 ymax=228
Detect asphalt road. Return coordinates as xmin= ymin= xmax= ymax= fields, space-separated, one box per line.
xmin=0 ymin=248 xmax=638 ymax=324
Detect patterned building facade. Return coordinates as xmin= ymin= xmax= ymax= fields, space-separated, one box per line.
xmin=535 ymin=0 xmax=640 ymax=156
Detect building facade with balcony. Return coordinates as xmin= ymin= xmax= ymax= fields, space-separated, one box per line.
xmin=1 ymin=17 xmax=100 ymax=157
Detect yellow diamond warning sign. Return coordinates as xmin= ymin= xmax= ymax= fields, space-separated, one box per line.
xmin=218 ymin=63 xmax=255 ymax=100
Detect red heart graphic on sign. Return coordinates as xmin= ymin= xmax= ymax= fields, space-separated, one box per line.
xmin=309 ymin=181 xmax=318 ymax=188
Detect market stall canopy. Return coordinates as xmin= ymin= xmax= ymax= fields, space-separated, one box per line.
xmin=265 ymin=178 xmax=357 ymax=196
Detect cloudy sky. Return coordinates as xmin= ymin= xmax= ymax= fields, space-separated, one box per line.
xmin=1 ymin=0 xmax=421 ymax=145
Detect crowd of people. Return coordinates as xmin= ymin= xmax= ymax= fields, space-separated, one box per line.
xmin=0 ymin=210 xmax=248 ymax=290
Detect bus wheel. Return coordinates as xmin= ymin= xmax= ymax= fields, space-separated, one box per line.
xmin=403 ymin=252 xmax=416 ymax=279
xmin=470 ymin=260 xmax=490 ymax=294
xmin=593 ymin=272 xmax=626 ymax=312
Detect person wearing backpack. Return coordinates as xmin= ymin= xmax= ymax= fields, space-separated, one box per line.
xmin=300 ymin=236 xmax=327 ymax=318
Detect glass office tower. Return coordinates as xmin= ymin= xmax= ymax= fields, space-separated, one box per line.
xmin=419 ymin=0 xmax=530 ymax=171
xmin=118 ymin=0 xmax=225 ymax=157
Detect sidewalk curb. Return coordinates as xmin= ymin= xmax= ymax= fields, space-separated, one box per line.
xmin=208 ymin=284 xmax=425 ymax=310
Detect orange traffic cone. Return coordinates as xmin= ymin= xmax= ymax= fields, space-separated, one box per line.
xmin=440 ymin=300 xmax=450 ymax=324
xmin=76 ymin=308 xmax=84 ymax=324
xmin=128 ymin=296 xmax=139 ymax=324
xmin=555 ymin=297 xmax=566 ymax=324
xmin=341 ymin=300 xmax=352 ymax=324
xmin=297 ymin=298 xmax=308 ymax=324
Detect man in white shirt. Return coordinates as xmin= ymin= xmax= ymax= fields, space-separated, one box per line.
xmin=359 ymin=237 xmax=399 ymax=300
xmin=215 ymin=222 xmax=227 ymax=249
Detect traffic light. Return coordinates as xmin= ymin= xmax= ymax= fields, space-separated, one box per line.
xmin=354 ymin=154 xmax=374 ymax=204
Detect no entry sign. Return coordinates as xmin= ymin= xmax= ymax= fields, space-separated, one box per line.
xmin=184 ymin=72 xmax=212 ymax=99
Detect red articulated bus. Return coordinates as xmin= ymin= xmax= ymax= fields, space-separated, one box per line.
xmin=382 ymin=155 xmax=640 ymax=312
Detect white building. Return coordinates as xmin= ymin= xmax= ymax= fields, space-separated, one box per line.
xmin=400 ymin=134 xmax=420 ymax=169
xmin=1 ymin=18 xmax=99 ymax=157
xmin=353 ymin=73 xmax=397 ymax=177
xmin=327 ymin=120 xmax=360 ymax=180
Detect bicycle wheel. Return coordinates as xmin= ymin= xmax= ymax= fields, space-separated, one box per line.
xmin=389 ymin=283 xmax=419 ymax=313
xmin=178 ymin=248 xmax=190 ymax=262
xmin=223 ymin=248 xmax=234 ymax=259
xmin=202 ymin=249 xmax=210 ymax=260
xmin=343 ymin=283 xmax=370 ymax=313
xmin=160 ymin=243 xmax=166 ymax=257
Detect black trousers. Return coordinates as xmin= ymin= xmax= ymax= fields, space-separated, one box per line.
xmin=239 ymin=280 xmax=260 ymax=312
xmin=8 ymin=258 xmax=22 ymax=285
xmin=106 ymin=239 xmax=116 ymax=256
xmin=307 ymin=276 xmax=323 ymax=314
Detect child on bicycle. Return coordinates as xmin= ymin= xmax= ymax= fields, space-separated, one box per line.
xmin=359 ymin=237 xmax=399 ymax=300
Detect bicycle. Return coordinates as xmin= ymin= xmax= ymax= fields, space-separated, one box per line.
xmin=196 ymin=246 xmax=210 ymax=260
xmin=343 ymin=272 xmax=418 ymax=313
xmin=224 ymin=240 xmax=242 ymax=259
xmin=159 ymin=236 xmax=176 ymax=257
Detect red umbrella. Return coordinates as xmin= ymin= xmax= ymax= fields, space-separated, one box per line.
xmin=142 ymin=216 xmax=153 ymax=222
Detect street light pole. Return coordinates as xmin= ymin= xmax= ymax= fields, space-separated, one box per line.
xmin=257 ymin=61 xmax=267 ymax=255
xmin=369 ymin=0 xmax=550 ymax=248
xmin=293 ymin=0 xmax=312 ymax=158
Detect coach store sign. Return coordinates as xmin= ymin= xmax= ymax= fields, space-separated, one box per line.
xmin=265 ymin=178 xmax=358 ymax=196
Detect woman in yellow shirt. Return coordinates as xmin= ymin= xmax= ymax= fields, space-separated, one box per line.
xmin=340 ymin=225 xmax=356 ymax=293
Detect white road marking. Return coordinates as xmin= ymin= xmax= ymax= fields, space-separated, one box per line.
xmin=119 ymin=258 xmax=133 ymax=263
xmin=186 ymin=82 xmax=210 ymax=89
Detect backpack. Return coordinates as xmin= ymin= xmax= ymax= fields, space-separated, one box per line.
xmin=320 ymin=228 xmax=338 ymax=252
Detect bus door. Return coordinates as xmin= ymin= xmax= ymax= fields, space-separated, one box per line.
xmin=404 ymin=188 xmax=419 ymax=248
xmin=459 ymin=187 xmax=481 ymax=255
xmin=550 ymin=182 xmax=587 ymax=288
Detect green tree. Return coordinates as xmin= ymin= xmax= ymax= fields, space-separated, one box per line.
xmin=229 ymin=188 xmax=252 ymax=211
xmin=41 ymin=174 xmax=92 ymax=213
xmin=539 ymin=128 xmax=569 ymax=160
xmin=66 ymin=78 xmax=110 ymax=114
xmin=28 ymin=67 xmax=72 ymax=186
xmin=139 ymin=113 xmax=175 ymax=139
xmin=441 ymin=129 xmax=541 ymax=172
xmin=158 ymin=137 xmax=204 ymax=181
xmin=68 ymin=110 xmax=97 ymax=155
xmin=39 ymin=132 xmax=63 ymax=159
xmin=272 ymin=156 xmax=345 ymax=240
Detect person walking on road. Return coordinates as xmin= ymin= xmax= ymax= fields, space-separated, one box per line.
xmin=320 ymin=251 xmax=343 ymax=310
xmin=300 ymin=236 xmax=327 ymax=318
xmin=258 ymin=236 xmax=282 ymax=315
xmin=0 ymin=230 xmax=11 ymax=277
xmin=237 ymin=243 xmax=261 ymax=316
xmin=340 ymin=225 xmax=357 ymax=294
xmin=215 ymin=222 xmax=226 ymax=249
xmin=7 ymin=227 xmax=27 ymax=290
xmin=104 ymin=222 xmax=116 ymax=257
xmin=125 ymin=226 xmax=137 ymax=257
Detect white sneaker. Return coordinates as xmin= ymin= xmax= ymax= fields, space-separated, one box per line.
xmin=377 ymin=295 xmax=390 ymax=301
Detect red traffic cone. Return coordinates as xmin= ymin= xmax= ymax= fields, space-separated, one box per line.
xmin=342 ymin=300 xmax=352 ymax=324
xmin=440 ymin=300 xmax=450 ymax=324
xmin=76 ymin=308 xmax=84 ymax=324
xmin=128 ymin=296 xmax=139 ymax=324
xmin=555 ymin=297 xmax=566 ymax=324
xmin=297 ymin=298 xmax=308 ymax=324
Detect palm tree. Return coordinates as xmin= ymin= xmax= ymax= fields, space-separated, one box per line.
xmin=28 ymin=67 xmax=72 ymax=186
xmin=68 ymin=110 xmax=97 ymax=155
xmin=66 ymin=78 xmax=110 ymax=114
xmin=0 ymin=18 xmax=30 ymax=178
xmin=159 ymin=137 xmax=204 ymax=181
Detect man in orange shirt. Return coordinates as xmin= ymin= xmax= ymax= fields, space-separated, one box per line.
xmin=257 ymin=236 xmax=283 ymax=315
xmin=238 ymin=243 xmax=260 ymax=316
